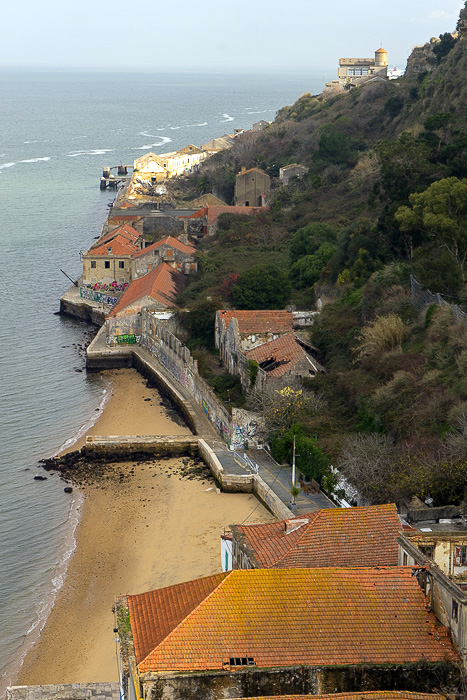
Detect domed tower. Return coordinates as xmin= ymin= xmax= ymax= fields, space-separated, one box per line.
xmin=375 ymin=47 xmax=388 ymax=67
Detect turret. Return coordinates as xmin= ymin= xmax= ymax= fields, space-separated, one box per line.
xmin=375 ymin=47 xmax=388 ymax=67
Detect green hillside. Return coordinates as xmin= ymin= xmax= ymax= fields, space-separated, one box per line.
xmin=177 ymin=4 xmax=467 ymax=507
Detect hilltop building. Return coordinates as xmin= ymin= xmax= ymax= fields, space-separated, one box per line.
xmin=326 ymin=47 xmax=389 ymax=90
xmin=338 ymin=47 xmax=389 ymax=87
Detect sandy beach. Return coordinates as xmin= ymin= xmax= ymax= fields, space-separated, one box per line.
xmin=16 ymin=368 xmax=274 ymax=687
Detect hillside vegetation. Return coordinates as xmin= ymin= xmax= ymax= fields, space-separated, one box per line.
xmin=177 ymin=4 xmax=467 ymax=508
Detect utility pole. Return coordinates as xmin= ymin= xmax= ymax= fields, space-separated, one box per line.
xmin=291 ymin=434 xmax=297 ymax=505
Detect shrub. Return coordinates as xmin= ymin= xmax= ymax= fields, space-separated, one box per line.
xmin=232 ymin=264 xmax=291 ymax=309
xmin=356 ymin=313 xmax=406 ymax=359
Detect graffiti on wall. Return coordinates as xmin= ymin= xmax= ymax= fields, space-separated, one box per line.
xmin=116 ymin=334 xmax=140 ymax=345
xmin=231 ymin=409 xmax=260 ymax=449
xmin=80 ymin=287 xmax=117 ymax=306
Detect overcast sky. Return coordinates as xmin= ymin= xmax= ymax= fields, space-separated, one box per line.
xmin=1 ymin=0 xmax=464 ymax=71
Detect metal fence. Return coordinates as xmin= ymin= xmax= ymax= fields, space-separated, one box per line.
xmin=410 ymin=275 xmax=467 ymax=327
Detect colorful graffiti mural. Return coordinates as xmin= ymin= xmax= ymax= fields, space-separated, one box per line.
xmin=80 ymin=287 xmax=117 ymax=306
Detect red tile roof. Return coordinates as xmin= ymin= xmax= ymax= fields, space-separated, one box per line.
xmin=231 ymin=504 xmax=401 ymax=568
xmin=91 ymin=224 xmax=140 ymax=250
xmin=90 ymin=234 xmax=139 ymax=257
xmin=218 ymin=310 xmax=293 ymax=335
xmin=245 ymin=332 xmax=307 ymax=378
xmin=128 ymin=573 xmax=228 ymax=665
xmin=132 ymin=235 xmax=196 ymax=259
xmin=120 ymin=201 xmax=136 ymax=208
xmin=108 ymin=263 xmax=186 ymax=317
xmin=128 ymin=567 xmax=455 ymax=673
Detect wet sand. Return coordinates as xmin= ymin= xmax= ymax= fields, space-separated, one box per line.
xmin=16 ymin=368 xmax=274 ymax=686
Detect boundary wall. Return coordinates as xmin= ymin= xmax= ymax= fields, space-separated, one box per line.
xmin=101 ymin=310 xmax=258 ymax=449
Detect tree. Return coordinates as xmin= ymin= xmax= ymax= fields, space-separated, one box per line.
xmin=289 ymin=222 xmax=338 ymax=264
xmin=176 ymin=299 xmax=220 ymax=350
xmin=232 ymin=264 xmax=291 ymax=309
xmin=290 ymin=242 xmax=337 ymax=288
xmin=337 ymin=433 xmax=396 ymax=504
xmin=432 ymin=32 xmax=457 ymax=64
xmin=248 ymin=384 xmax=325 ymax=439
xmin=395 ymin=177 xmax=467 ymax=283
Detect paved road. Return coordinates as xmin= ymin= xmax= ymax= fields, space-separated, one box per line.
xmin=247 ymin=448 xmax=335 ymax=514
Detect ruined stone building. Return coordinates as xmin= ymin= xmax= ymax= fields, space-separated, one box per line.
xmin=234 ymin=167 xmax=270 ymax=207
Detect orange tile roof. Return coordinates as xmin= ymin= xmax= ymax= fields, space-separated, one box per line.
xmin=108 ymin=262 xmax=186 ymax=317
xmin=245 ymin=332 xmax=307 ymax=378
xmin=91 ymin=224 xmax=140 ymax=249
xmin=132 ymin=235 xmax=196 ymax=259
xmin=218 ymin=310 xmax=293 ymax=335
xmin=120 ymin=201 xmax=136 ymax=208
xmin=128 ymin=572 xmax=228 ymax=665
xmin=128 ymin=567 xmax=455 ymax=673
xmin=90 ymin=234 xmax=139 ymax=257
xmin=238 ymin=694 xmax=446 ymax=700
xmin=232 ymin=505 xmax=401 ymax=568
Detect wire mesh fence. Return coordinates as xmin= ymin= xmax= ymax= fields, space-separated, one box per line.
xmin=410 ymin=275 xmax=467 ymax=327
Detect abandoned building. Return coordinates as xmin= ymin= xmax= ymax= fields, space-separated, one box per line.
xmin=279 ymin=163 xmax=307 ymax=184
xmin=82 ymin=223 xmax=143 ymax=286
xmin=243 ymin=331 xmax=322 ymax=391
xmin=131 ymin=235 xmax=197 ymax=278
xmin=234 ymin=167 xmax=270 ymax=207
xmin=215 ymin=310 xmax=321 ymax=391
xmin=107 ymin=263 xmax=187 ymax=317
xmin=229 ymin=504 xmax=401 ymax=569
xmin=120 ymin=567 xmax=457 ymax=700
xmin=398 ymin=504 xmax=467 ymax=664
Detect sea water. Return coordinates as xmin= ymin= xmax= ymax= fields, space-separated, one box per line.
xmin=0 ymin=67 xmax=333 ymax=693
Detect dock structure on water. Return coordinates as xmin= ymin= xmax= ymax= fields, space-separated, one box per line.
xmin=100 ymin=164 xmax=133 ymax=190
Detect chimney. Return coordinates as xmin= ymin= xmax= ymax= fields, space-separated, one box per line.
xmin=179 ymin=233 xmax=189 ymax=244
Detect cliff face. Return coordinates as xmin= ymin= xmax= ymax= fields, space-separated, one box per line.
xmin=457 ymin=2 xmax=467 ymax=38
xmin=405 ymin=38 xmax=438 ymax=75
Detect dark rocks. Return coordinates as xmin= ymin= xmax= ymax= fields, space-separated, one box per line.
xmin=64 ymin=486 xmax=73 ymax=493
xmin=34 ymin=475 xmax=47 ymax=481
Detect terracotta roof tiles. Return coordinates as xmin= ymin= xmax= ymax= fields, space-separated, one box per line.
xmin=128 ymin=567 xmax=456 ymax=674
xmin=91 ymin=223 xmax=140 ymax=250
xmin=245 ymin=332 xmax=307 ymax=378
xmin=132 ymin=235 xmax=196 ymax=259
xmin=90 ymin=234 xmax=138 ymax=257
xmin=218 ymin=310 xmax=293 ymax=335
xmin=108 ymin=262 xmax=186 ymax=317
xmin=232 ymin=504 xmax=401 ymax=568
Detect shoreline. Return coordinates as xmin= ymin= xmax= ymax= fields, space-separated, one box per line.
xmin=12 ymin=367 xmax=274 ymax=689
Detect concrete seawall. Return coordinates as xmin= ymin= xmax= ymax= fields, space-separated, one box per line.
xmin=76 ymin=436 xmax=293 ymax=519
xmin=85 ymin=323 xmax=295 ymax=517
